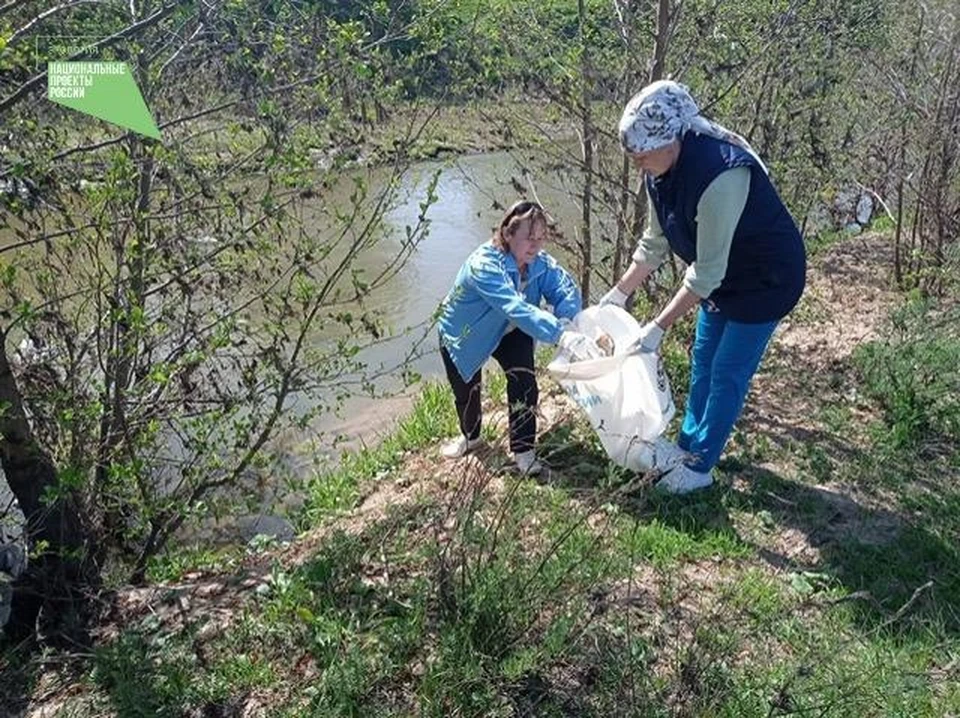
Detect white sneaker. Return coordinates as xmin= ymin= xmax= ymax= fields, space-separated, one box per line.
xmin=650 ymin=437 xmax=688 ymax=472
xmin=441 ymin=435 xmax=482 ymax=458
xmin=513 ymin=450 xmax=542 ymax=476
xmin=655 ymin=464 xmax=714 ymax=495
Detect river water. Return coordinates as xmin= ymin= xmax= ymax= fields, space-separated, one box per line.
xmin=310 ymin=148 xmax=604 ymax=452
xmin=0 ymin=147 xmax=616 ymax=542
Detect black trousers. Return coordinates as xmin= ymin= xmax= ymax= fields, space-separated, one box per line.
xmin=440 ymin=329 xmax=538 ymax=454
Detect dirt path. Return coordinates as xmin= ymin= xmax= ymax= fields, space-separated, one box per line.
xmin=742 ymin=232 xmax=897 ymax=455
xmin=733 ymin=232 xmax=905 ymax=565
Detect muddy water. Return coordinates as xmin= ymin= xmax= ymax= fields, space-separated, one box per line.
xmin=309 ymin=149 xmax=596 ymax=452
xmin=0 ymin=148 xmax=605 ymax=541
xmin=0 ymin=148 xmax=603 ymax=467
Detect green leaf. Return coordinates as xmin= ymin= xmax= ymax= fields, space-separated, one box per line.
xmin=788 ymin=572 xmax=815 ymax=595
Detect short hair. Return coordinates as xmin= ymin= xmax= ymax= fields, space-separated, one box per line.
xmin=492 ymin=200 xmax=548 ymax=250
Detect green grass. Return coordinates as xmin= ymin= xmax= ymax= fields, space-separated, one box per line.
xmin=806 ymin=227 xmax=851 ymax=257
xmin=59 ymin=430 xmax=960 ymax=716
xmin=141 ymin=380 xmax=459 ymax=583
xmin=297 ymin=380 xmax=458 ymax=528
xmin=90 ymin=629 xmax=277 ymax=717
xmin=853 ymin=299 xmax=960 ymax=451
xmin=613 ymin=514 xmax=748 ymax=568
xmin=10 ymin=278 xmax=960 ymax=717
xmin=145 ymin=543 xmax=244 ymax=583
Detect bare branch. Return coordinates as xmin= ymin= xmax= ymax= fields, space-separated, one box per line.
xmin=5 ymin=0 xmax=113 ymax=50
xmin=155 ymin=13 xmax=207 ymax=80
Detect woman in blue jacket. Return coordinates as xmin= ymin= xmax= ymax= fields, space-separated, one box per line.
xmin=601 ymin=81 xmax=806 ymax=494
xmin=437 ymin=200 xmax=590 ymax=475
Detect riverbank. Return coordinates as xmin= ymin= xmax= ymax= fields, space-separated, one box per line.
xmin=302 ymin=95 xmax=588 ymax=172
xmin=4 ymin=231 xmax=959 ymax=716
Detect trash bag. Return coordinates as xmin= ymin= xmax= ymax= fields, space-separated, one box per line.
xmin=547 ymin=305 xmax=675 ymax=470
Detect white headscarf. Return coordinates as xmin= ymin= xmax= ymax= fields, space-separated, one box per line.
xmin=618 ymin=80 xmax=768 ymax=174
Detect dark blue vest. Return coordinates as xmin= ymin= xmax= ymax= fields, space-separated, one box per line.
xmin=646 ymin=133 xmax=806 ymax=323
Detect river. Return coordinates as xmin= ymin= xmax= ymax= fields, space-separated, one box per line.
xmin=309 ymin=148 xmax=605 ymax=454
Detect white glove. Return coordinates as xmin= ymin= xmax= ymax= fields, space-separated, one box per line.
xmin=629 ymin=321 xmax=665 ymax=354
xmin=598 ymin=286 xmax=628 ymax=308
xmin=558 ymin=330 xmax=604 ymax=362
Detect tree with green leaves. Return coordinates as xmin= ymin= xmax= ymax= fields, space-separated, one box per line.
xmin=0 ymin=0 xmax=437 ymax=640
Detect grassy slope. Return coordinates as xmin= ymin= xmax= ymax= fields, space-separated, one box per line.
xmin=3 ymin=232 xmax=959 ymax=717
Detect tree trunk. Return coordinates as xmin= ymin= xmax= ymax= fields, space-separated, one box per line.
xmin=614 ymin=153 xmax=631 ymax=281
xmin=613 ymin=0 xmax=638 ymax=282
xmin=629 ymin=0 xmax=677 ymax=292
xmin=631 ymin=0 xmax=671 ymax=243
xmin=578 ymin=0 xmax=594 ymax=301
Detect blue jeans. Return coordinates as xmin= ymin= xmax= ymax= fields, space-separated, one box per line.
xmin=677 ymin=308 xmax=778 ymax=472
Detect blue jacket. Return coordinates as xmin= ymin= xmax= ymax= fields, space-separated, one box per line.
xmin=438 ymin=242 xmax=581 ymax=381
xmin=647 ymin=132 xmax=806 ymax=322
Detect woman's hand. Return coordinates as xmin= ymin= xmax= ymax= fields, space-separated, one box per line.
xmin=629 ymin=321 xmax=665 ymax=354
xmin=598 ymin=286 xmax=628 ymax=308
xmin=598 ymin=260 xmax=658 ymax=308
xmin=652 ymin=285 xmax=702 ymax=332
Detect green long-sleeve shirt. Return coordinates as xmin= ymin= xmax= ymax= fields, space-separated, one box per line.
xmin=632 ymin=166 xmax=751 ymax=299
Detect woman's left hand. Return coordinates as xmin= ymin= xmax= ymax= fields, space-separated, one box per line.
xmin=629 ymin=321 xmax=665 ymax=354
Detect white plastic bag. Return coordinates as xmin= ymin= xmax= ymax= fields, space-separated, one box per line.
xmin=548 ymin=305 xmax=675 ymax=471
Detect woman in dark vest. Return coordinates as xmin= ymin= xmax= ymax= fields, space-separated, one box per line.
xmin=599 ymin=80 xmax=806 ymax=494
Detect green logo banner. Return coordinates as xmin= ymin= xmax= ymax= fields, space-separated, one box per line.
xmin=47 ymin=62 xmax=161 ymax=140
